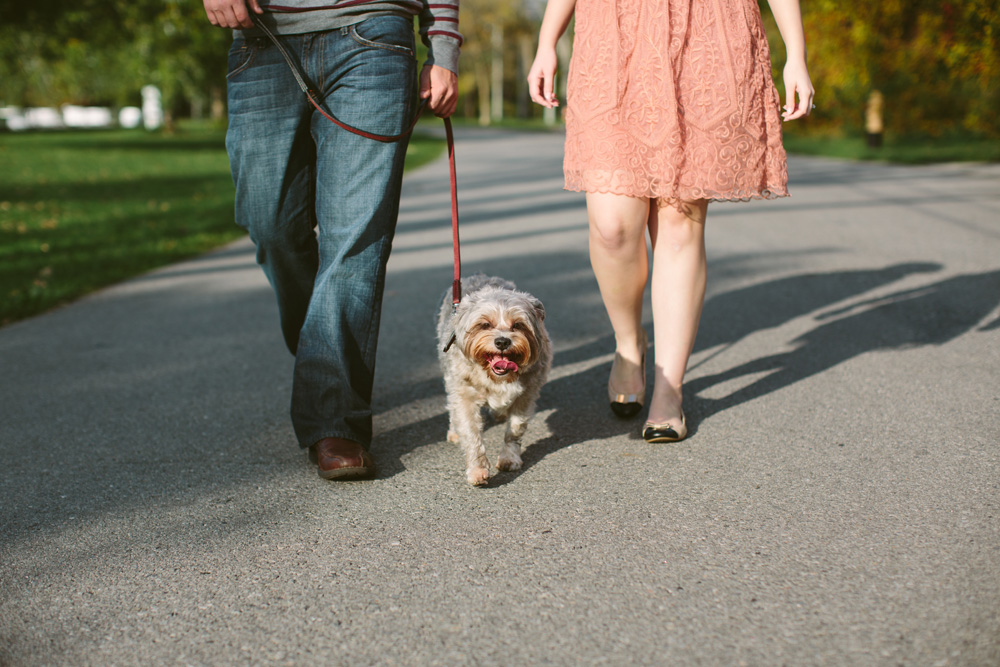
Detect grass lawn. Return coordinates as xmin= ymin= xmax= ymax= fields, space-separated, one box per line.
xmin=781 ymin=130 xmax=1000 ymax=164
xmin=0 ymin=122 xmax=444 ymax=326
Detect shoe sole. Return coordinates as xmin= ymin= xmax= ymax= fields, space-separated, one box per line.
xmin=317 ymin=465 xmax=374 ymax=480
xmin=643 ymin=433 xmax=686 ymax=443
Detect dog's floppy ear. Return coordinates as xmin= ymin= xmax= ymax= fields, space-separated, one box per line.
xmin=531 ymin=298 xmax=545 ymax=321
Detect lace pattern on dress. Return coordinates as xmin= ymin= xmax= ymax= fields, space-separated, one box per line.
xmin=564 ymin=0 xmax=789 ymax=206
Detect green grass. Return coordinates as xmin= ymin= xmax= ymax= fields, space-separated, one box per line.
xmin=781 ymin=131 xmax=1000 ymax=164
xmin=0 ymin=122 xmax=444 ymax=326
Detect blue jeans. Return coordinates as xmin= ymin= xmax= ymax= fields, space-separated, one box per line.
xmin=225 ymin=15 xmax=417 ymax=449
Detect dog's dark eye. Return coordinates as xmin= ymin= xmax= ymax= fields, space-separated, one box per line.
xmin=478 ymin=321 xmax=493 ymax=330
xmin=512 ymin=322 xmax=527 ymax=331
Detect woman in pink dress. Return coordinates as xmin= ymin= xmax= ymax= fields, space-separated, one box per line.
xmin=529 ymin=0 xmax=813 ymax=442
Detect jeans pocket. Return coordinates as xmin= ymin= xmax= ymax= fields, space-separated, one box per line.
xmin=227 ymin=38 xmax=260 ymax=79
xmin=349 ymin=15 xmax=415 ymax=57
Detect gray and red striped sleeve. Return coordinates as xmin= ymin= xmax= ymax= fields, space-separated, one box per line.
xmin=419 ymin=1 xmax=462 ymax=74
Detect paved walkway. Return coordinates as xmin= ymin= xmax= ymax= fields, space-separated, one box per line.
xmin=2 ymin=127 xmax=999 ymax=665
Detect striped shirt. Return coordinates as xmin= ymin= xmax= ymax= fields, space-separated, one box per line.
xmin=240 ymin=0 xmax=462 ymax=74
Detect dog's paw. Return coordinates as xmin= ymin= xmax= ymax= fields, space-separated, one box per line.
xmin=466 ymin=466 xmax=491 ymax=486
xmin=496 ymin=452 xmax=522 ymax=472
xmin=447 ymin=430 xmax=460 ymax=444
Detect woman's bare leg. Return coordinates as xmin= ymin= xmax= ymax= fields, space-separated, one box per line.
xmin=647 ymin=199 xmax=709 ymax=425
xmin=586 ymin=192 xmax=651 ymax=395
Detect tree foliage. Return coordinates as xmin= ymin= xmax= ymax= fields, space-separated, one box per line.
xmin=2 ymin=0 xmax=996 ymax=139
xmin=763 ymin=0 xmax=999 ymax=138
xmin=0 ymin=0 xmax=229 ymax=115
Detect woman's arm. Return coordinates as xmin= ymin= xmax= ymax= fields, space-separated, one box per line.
xmin=527 ymin=0 xmax=577 ymax=108
xmin=766 ymin=0 xmax=814 ymax=121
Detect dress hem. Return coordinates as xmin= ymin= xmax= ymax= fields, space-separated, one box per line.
xmin=563 ymin=184 xmax=790 ymax=206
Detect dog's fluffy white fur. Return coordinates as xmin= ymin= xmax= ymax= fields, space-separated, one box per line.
xmin=436 ymin=274 xmax=552 ymax=485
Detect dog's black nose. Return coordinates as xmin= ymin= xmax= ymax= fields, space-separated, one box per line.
xmin=494 ymin=336 xmax=511 ymax=351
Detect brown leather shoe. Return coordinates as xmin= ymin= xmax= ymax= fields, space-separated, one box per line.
xmin=309 ymin=437 xmax=375 ymax=480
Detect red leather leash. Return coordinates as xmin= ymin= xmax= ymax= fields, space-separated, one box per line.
xmin=251 ymin=14 xmax=462 ymax=307
xmin=443 ymin=118 xmax=461 ymax=307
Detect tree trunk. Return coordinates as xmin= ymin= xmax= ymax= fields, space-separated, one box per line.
xmin=491 ymin=24 xmax=504 ymax=122
xmin=210 ymin=86 xmax=225 ymax=121
xmin=516 ymin=33 xmax=533 ymax=119
xmin=475 ymin=61 xmax=491 ymax=126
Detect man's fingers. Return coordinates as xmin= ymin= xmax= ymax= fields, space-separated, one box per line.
xmin=232 ymin=5 xmax=249 ymax=27
xmin=432 ymin=88 xmax=455 ymax=118
xmin=419 ymin=67 xmax=432 ymax=99
xmin=430 ymin=88 xmax=444 ymax=113
xmin=422 ymin=66 xmax=458 ymax=118
xmin=203 ymin=0 xmax=259 ymax=28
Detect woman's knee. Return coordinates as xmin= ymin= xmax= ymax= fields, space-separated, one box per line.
xmin=590 ymin=217 xmax=640 ymax=253
xmin=586 ymin=192 xmax=649 ymax=251
xmin=653 ymin=199 xmax=708 ymax=247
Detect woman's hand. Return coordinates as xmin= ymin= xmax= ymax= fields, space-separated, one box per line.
xmin=781 ymin=58 xmax=814 ymax=121
xmin=527 ymin=0 xmax=575 ymax=108
xmin=528 ymin=46 xmax=560 ymax=108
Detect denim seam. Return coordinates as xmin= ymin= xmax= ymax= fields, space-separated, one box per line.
xmin=348 ymin=24 xmax=414 ymax=57
xmin=227 ymin=42 xmax=259 ymax=80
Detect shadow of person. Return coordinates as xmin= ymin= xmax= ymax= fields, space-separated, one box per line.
xmin=371 ymin=263 xmax=959 ymax=484
xmin=694 ymin=262 xmax=942 ymax=354
xmin=688 ymin=269 xmax=1000 ymax=418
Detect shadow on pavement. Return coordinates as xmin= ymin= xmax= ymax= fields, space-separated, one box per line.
xmin=370 ymin=256 xmax=997 ymax=484
xmin=687 ymin=268 xmax=1000 ymax=420
xmin=3 ymin=242 xmax=995 ymax=538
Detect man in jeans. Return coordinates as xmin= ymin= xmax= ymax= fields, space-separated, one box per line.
xmin=203 ymin=0 xmax=461 ymax=479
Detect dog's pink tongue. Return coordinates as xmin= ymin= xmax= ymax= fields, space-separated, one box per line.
xmin=490 ymin=357 xmax=519 ymax=373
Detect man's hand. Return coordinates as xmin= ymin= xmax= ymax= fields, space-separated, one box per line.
xmin=203 ymin=0 xmax=262 ymax=29
xmin=420 ymin=65 xmax=459 ymax=118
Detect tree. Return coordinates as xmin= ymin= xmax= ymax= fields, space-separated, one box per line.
xmin=0 ymin=0 xmax=229 ymax=119
xmin=459 ymin=0 xmax=546 ymax=123
xmin=761 ymin=0 xmax=999 ymax=138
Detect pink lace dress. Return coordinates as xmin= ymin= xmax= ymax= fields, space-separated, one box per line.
xmin=564 ymin=0 xmax=789 ymax=204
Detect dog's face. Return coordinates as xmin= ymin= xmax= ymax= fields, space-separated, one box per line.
xmin=455 ymin=288 xmax=545 ymax=383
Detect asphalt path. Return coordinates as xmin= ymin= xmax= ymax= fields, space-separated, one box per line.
xmin=2 ymin=126 xmax=999 ymax=666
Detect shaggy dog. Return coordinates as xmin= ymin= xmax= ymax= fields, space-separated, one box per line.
xmin=436 ymin=274 xmax=552 ymax=485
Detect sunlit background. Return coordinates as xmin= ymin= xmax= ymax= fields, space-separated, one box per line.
xmin=2 ymin=0 xmax=997 ymax=139
xmin=1 ymin=0 xmax=998 ymax=326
